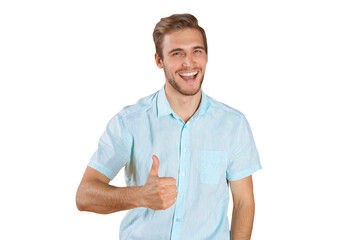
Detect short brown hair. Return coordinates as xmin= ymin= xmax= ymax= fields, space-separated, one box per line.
xmin=153 ymin=13 xmax=208 ymax=60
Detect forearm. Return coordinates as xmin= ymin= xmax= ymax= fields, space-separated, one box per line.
xmin=230 ymin=201 xmax=255 ymax=240
xmin=76 ymin=180 xmax=144 ymax=214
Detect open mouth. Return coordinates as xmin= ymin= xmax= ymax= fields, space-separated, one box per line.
xmin=178 ymin=71 xmax=199 ymax=81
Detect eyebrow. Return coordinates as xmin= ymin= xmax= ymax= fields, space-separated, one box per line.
xmin=193 ymin=46 xmax=205 ymax=50
xmin=168 ymin=48 xmax=184 ymax=54
xmin=168 ymin=46 xmax=205 ymax=54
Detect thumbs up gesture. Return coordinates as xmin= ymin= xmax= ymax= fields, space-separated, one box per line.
xmin=141 ymin=155 xmax=178 ymax=210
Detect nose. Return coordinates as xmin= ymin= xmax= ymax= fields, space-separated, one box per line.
xmin=182 ymin=54 xmax=194 ymax=67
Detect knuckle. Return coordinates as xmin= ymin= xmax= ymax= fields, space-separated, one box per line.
xmin=159 ymin=189 xmax=166 ymax=195
xmin=158 ymin=179 xmax=167 ymax=186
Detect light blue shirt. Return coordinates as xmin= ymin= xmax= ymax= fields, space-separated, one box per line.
xmin=88 ymin=86 xmax=262 ymax=240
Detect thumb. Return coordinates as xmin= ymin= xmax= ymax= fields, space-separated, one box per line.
xmin=148 ymin=155 xmax=159 ymax=177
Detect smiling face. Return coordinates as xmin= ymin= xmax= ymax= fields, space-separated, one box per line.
xmin=155 ymin=28 xmax=208 ymax=96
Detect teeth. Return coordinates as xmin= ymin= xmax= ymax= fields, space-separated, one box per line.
xmin=179 ymin=71 xmax=198 ymax=77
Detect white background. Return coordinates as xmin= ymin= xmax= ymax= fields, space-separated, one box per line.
xmin=1 ymin=0 xmax=359 ymax=239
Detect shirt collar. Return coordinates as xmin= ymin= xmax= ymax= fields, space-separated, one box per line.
xmin=157 ymin=85 xmax=209 ymax=119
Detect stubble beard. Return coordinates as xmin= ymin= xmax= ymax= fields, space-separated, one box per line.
xmin=163 ymin=65 xmax=205 ymax=96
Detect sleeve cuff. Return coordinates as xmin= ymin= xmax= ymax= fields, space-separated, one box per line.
xmin=88 ymin=161 xmax=117 ymax=180
xmin=226 ymin=162 xmax=262 ymax=181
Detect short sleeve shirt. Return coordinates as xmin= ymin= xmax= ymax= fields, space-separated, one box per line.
xmin=88 ymin=86 xmax=262 ymax=240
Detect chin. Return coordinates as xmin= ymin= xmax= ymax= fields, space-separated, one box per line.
xmin=177 ymin=85 xmax=202 ymax=96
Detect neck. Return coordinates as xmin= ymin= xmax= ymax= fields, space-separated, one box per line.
xmin=164 ymin=83 xmax=202 ymax=123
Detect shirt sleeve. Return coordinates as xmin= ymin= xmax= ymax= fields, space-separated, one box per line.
xmin=88 ymin=113 xmax=133 ymax=180
xmin=226 ymin=114 xmax=262 ymax=181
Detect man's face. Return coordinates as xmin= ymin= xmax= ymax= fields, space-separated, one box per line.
xmin=156 ymin=28 xmax=208 ymax=96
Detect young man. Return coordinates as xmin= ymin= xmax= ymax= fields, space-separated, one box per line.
xmin=76 ymin=13 xmax=262 ymax=240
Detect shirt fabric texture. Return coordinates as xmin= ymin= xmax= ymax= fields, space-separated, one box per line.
xmin=88 ymin=86 xmax=262 ymax=240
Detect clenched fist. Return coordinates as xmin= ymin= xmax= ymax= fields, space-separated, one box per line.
xmin=140 ymin=155 xmax=178 ymax=210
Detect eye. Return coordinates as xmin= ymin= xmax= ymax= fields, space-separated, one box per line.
xmin=194 ymin=49 xmax=202 ymax=54
xmin=173 ymin=52 xmax=181 ymax=56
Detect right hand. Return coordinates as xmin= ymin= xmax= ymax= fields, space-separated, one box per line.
xmin=141 ymin=155 xmax=178 ymax=210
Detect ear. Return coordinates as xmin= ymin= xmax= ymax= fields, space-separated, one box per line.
xmin=155 ymin=53 xmax=163 ymax=69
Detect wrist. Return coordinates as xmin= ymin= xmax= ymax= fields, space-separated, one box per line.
xmin=135 ymin=186 xmax=147 ymax=208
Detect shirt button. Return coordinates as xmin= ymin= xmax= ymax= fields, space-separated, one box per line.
xmin=183 ymin=148 xmax=187 ymax=153
xmin=176 ymin=218 xmax=181 ymax=222
xmin=181 ymin=172 xmax=185 ymax=177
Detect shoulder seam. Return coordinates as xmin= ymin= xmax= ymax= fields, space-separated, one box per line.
xmin=119 ymin=91 xmax=158 ymax=118
xmin=207 ymin=96 xmax=245 ymax=118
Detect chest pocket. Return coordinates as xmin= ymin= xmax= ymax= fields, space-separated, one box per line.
xmin=200 ymin=150 xmax=228 ymax=184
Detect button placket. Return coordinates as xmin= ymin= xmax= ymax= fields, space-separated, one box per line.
xmin=170 ymin=123 xmax=190 ymax=240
